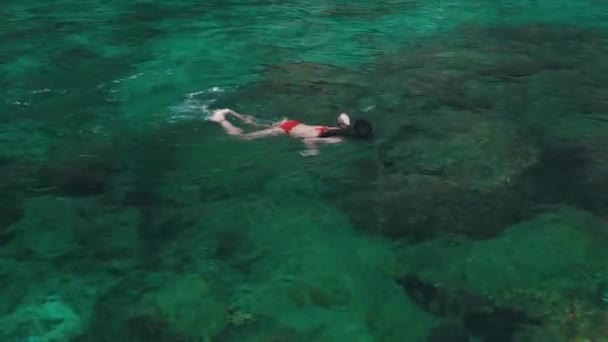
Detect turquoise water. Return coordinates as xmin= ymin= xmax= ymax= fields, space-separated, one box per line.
xmin=2 ymin=0 xmax=608 ymax=341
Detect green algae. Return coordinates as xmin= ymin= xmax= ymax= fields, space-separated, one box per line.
xmin=393 ymin=206 xmax=608 ymax=339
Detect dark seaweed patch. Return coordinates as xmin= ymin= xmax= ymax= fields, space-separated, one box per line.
xmin=396 ymin=274 xmax=541 ymax=342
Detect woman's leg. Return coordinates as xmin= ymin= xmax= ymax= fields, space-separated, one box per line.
xmin=218 ymin=120 xmax=243 ymax=136
xmin=219 ymin=109 xmax=269 ymax=127
xmin=210 ymin=109 xmax=281 ymax=138
xmin=241 ymin=127 xmax=283 ymax=140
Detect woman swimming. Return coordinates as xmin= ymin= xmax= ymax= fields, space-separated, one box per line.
xmin=209 ymin=108 xmax=374 ymax=156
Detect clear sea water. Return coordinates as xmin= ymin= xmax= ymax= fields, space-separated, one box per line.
xmin=2 ymin=1 xmax=608 ymax=341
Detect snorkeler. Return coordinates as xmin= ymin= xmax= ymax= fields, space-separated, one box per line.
xmin=208 ymin=108 xmax=374 ymax=156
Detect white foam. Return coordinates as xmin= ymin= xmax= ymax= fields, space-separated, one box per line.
xmin=167 ymin=86 xmax=230 ymax=123
xmin=362 ymin=105 xmax=375 ymax=112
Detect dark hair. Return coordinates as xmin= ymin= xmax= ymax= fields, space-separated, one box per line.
xmin=319 ymin=119 xmax=374 ymax=139
xmin=352 ymin=119 xmax=374 ymax=139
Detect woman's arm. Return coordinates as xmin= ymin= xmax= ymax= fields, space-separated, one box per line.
xmin=300 ymin=137 xmax=343 ymax=156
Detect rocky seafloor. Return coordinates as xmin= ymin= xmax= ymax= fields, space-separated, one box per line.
xmin=2 ymin=14 xmax=608 ymax=342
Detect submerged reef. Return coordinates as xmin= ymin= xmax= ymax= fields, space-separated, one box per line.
xmin=2 ymin=12 xmax=608 ymax=341
xmin=214 ymin=22 xmax=608 ymax=340
xmin=389 ymin=207 xmax=608 ymax=340
xmin=303 ymin=23 xmax=608 ymax=243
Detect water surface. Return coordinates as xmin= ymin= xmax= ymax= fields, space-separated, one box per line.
xmin=2 ymin=0 xmax=608 ymax=341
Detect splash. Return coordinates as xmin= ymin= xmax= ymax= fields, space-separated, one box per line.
xmin=167 ymin=86 xmax=229 ymax=123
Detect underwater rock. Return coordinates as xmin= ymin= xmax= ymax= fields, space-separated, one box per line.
xmin=367 ymin=43 xmax=498 ymax=115
xmin=78 ymin=276 xmax=155 ymax=341
xmin=370 ymin=22 xmax=608 ymax=117
xmin=54 ymin=162 xmax=111 ymax=196
xmin=396 ymin=274 xmax=541 ymax=342
xmin=134 ymin=274 xmax=229 ymax=341
xmin=73 ymin=205 xmax=141 ymax=272
xmin=478 ymin=57 xmax=549 ymax=78
xmin=518 ymin=140 xmax=608 ymax=216
xmin=217 ymin=314 xmax=326 ymax=342
xmin=217 ymin=61 xmax=368 ymax=123
xmin=0 ymin=122 xmax=55 ymax=161
xmin=463 ymin=24 xmax=605 ymax=73
xmin=8 ymin=196 xmax=79 ymax=260
xmin=0 ymin=296 xmax=83 ymax=341
xmin=37 ymin=116 xmax=188 ymax=202
xmin=211 ymin=228 xmax=265 ymax=274
xmin=596 ymin=281 xmax=608 ymax=306
xmin=427 ymin=320 xmax=470 ymax=342
xmin=39 ymin=148 xmax=122 ymax=197
xmin=82 ymin=273 xmax=228 ymax=341
xmin=213 ymin=228 xmax=254 ymax=261
xmin=0 ymin=159 xmax=41 ymax=197
xmin=286 ymin=276 xmax=353 ymax=310
xmin=118 ymin=126 xmax=183 ymax=203
xmin=119 ymin=314 xmax=188 ymax=342
xmin=4 ymin=195 xmax=141 ymax=273
xmin=318 ymin=1 xmax=418 ymax=18
xmin=393 ymin=208 xmax=608 ymax=340
xmin=378 ymin=109 xmax=540 ymax=190
xmin=322 ymin=23 xmax=608 ymax=240
xmin=259 ymin=61 xmax=360 ymax=93
xmin=122 ymin=188 xmax=167 ymax=207
xmin=137 ymin=208 xmax=196 ymax=267
xmin=325 ymin=110 xmax=538 ymax=240
xmin=477 ymin=23 xmax=605 ymax=52
xmin=0 ymin=195 xmax=22 ymax=246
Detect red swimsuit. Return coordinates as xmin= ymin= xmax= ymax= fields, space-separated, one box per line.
xmin=315 ymin=126 xmax=330 ymax=136
xmin=278 ymin=120 xmax=330 ymax=137
xmin=278 ymin=120 xmax=301 ymax=134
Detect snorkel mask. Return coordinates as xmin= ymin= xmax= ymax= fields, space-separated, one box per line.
xmin=338 ymin=113 xmax=351 ymax=128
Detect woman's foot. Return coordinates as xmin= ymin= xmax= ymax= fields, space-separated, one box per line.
xmin=231 ymin=112 xmax=254 ymax=123
xmin=209 ymin=109 xmax=227 ymax=122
